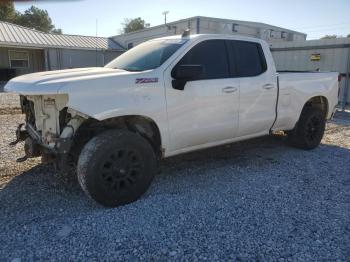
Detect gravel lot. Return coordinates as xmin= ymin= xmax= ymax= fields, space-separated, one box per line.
xmin=0 ymin=93 xmax=349 ymax=261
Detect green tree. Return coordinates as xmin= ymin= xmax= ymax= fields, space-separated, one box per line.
xmin=16 ymin=6 xmax=54 ymax=33
xmin=347 ymin=34 xmax=350 ymax=38
xmin=122 ymin=17 xmax=146 ymax=33
xmin=0 ymin=4 xmax=62 ymax=34
xmin=0 ymin=2 xmax=19 ymax=22
xmin=320 ymin=35 xmax=338 ymax=39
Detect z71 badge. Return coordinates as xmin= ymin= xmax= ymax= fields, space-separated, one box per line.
xmin=135 ymin=78 xmax=159 ymax=84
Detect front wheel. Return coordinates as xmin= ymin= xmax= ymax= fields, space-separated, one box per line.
xmin=77 ymin=129 xmax=157 ymax=207
xmin=287 ymin=107 xmax=326 ymax=150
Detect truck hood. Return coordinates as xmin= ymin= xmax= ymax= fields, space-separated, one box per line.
xmin=4 ymin=67 xmax=136 ymax=95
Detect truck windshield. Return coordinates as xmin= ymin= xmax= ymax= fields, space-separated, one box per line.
xmin=105 ymin=39 xmax=187 ymax=72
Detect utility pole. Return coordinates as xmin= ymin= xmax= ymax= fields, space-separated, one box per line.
xmin=162 ymin=11 xmax=169 ymax=24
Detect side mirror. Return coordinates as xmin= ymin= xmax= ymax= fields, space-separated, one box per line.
xmin=171 ymin=64 xmax=204 ymax=90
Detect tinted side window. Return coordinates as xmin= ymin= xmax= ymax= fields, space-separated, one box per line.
xmin=177 ymin=40 xmax=229 ymax=79
xmin=230 ymin=41 xmax=267 ymax=77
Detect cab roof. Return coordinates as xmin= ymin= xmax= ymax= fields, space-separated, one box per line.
xmin=150 ymin=34 xmax=267 ymax=45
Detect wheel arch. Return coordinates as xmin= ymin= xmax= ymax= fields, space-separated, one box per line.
xmin=73 ymin=114 xmax=163 ymax=158
xmin=290 ymin=95 xmax=329 ymax=131
xmin=301 ymin=95 xmax=329 ymax=117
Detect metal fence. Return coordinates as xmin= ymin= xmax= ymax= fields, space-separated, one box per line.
xmin=271 ymin=38 xmax=350 ymax=109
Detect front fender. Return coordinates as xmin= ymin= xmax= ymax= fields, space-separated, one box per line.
xmin=63 ymin=79 xmax=169 ymax=151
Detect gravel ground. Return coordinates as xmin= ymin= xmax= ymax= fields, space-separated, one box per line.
xmin=0 ymin=92 xmax=21 ymax=115
xmin=0 ymin=93 xmax=349 ymax=261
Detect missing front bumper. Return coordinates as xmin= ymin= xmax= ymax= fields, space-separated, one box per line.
xmin=10 ymin=123 xmax=73 ymax=162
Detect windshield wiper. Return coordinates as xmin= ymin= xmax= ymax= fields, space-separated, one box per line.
xmin=111 ymin=66 xmax=146 ymax=72
xmin=111 ymin=67 xmax=125 ymax=71
xmin=122 ymin=67 xmax=144 ymax=72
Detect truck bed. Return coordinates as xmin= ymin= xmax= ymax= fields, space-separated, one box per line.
xmin=272 ymin=71 xmax=339 ymax=132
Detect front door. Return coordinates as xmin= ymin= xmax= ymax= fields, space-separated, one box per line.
xmin=164 ymin=39 xmax=240 ymax=152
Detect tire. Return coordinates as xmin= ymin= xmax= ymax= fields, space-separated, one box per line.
xmin=287 ymin=107 xmax=326 ymax=150
xmin=77 ymin=129 xmax=157 ymax=207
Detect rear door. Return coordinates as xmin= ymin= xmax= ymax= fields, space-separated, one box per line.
xmin=164 ymin=39 xmax=240 ymax=152
xmin=228 ymin=40 xmax=278 ymax=136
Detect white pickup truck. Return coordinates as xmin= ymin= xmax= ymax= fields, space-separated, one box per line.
xmin=5 ymin=33 xmax=339 ymax=207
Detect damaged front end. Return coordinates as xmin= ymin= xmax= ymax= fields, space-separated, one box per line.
xmin=11 ymin=94 xmax=86 ymax=169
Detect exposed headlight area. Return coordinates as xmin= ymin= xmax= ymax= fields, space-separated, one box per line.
xmin=23 ymin=94 xmax=69 ymax=145
xmin=12 ymin=94 xmax=86 ymax=163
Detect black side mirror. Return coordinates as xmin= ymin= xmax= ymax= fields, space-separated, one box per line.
xmin=171 ymin=64 xmax=204 ymax=90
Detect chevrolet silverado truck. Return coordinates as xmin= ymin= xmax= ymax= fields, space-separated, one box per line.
xmin=5 ymin=34 xmax=339 ymax=207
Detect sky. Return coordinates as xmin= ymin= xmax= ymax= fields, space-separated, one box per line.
xmin=15 ymin=0 xmax=350 ymax=40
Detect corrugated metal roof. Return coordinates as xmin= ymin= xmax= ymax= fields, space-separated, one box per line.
xmin=0 ymin=21 xmax=124 ymax=51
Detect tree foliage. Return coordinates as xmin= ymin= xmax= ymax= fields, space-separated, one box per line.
xmin=0 ymin=2 xmax=19 ymax=22
xmin=320 ymin=35 xmax=338 ymax=39
xmin=51 ymin=28 xmax=63 ymax=34
xmin=0 ymin=2 xmax=62 ymax=34
xmin=122 ymin=17 xmax=146 ymax=33
xmin=321 ymin=34 xmax=350 ymax=39
xmin=16 ymin=6 xmax=55 ymax=33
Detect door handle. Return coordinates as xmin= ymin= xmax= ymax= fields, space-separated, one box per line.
xmin=262 ymin=84 xmax=275 ymax=90
xmin=222 ymin=86 xmax=238 ymax=93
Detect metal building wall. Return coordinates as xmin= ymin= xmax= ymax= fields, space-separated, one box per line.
xmin=112 ymin=18 xmax=198 ymax=49
xmin=47 ymin=48 xmax=122 ymax=70
xmin=103 ymin=51 xmax=123 ymax=64
xmin=0 ymin=47 xmax=10 ymax=68
xmin=198 ymin=17 xmax=257 ymax=37
xmin=112 ymin=17 xmax=306 ymax=50
xmin=197 ymin=17 xmax=306 ymax=42
xmin=0 ymin=47 xmax=45 ymax=76
xmin=271 ymin=39 xmax=350 ymax=108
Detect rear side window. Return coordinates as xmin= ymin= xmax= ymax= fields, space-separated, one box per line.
xmin=229 ymin=41 xmax=267 ymax=77
xmin=176 ymin=40 xmax=229 ymax=79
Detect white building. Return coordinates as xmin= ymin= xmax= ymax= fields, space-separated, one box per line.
xmin=112 ymin=16 xmax=307 ymax=49
xmin=0 ymin=21 xmax=124 ymax=86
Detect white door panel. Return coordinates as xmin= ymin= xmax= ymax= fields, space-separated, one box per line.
xmin=165 ymin=78 xmax=239 ymax=151
xmin=229 ymin=40 xmax=278 ymax=137
xmin=163 ymin=39 xmax=241 ymax=152
xmin=238 ymin=73 xmax=277 ymax=136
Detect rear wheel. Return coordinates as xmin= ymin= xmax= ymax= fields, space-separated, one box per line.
xmin=287 ymin=107 xmax=326 ymax=150
xmin=77 ymin=129 xmax=157 ymax=207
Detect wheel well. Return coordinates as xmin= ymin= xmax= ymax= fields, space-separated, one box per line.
xmin=302 ymin=96 xmax=328 ymax=117
xmin=72 ymin=115 xmax=162 ymax=159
